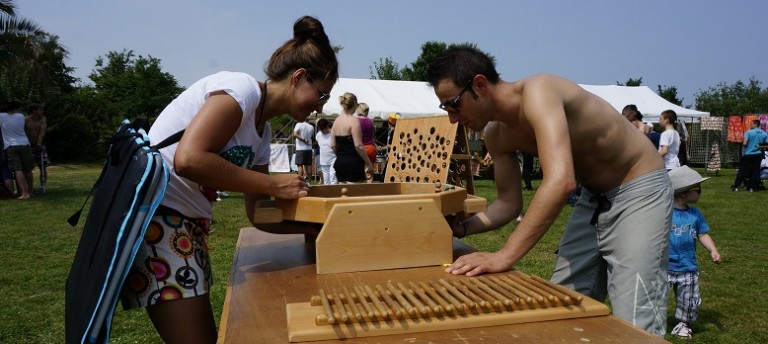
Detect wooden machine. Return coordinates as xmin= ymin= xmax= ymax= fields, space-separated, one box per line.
xmin=254 ymin=115 xmax=485 ymax=275
xmin=245 ymin=116 xmax=613 ymax=342
xmin=256 ymin=182 xmax=486 ymax=274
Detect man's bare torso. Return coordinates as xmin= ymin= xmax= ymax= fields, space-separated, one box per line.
xmin=25 ymin=115 xmax=46 ymax=146
xmin=486 ymin=75 xmax=663 ymax=194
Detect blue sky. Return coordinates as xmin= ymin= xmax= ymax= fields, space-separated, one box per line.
xmin=19 ymin=1 xmax=767 ymax=108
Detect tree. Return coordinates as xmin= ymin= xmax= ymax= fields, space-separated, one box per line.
xmin=400 ymin=41 xmax=448 ymax=81
xmin=0 ymin=2 xmax=85 ymax=161
xmin=40 ymin=49 xmax=186 ymax=161
xmin=656 ymin=85 xmax=683 ymax=106
xmin=0 ymin=0 xmax=45 ymax=66
xmin=370 ymin=56 xmax=402 ymax=80
xmin=0 ymin=0 xmax=75 ymax=107
xmin=617 ymin=77 xmax=643 ymax=86
xmin=88 ymin=49 xmax=183 ymax=120
xmin=369 ymin=41 xmax=496 ymax=82
xmin=694 ymin=77 xmax=768 ymax=116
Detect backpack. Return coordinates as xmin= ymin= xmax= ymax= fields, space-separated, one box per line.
xmin=65 ymin=119 xmax=183 ymax=344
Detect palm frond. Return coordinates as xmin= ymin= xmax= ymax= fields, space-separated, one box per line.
xmin=1 ymin=16 xmax=44 ymax=36
xmin=0 ymin=0 xmax=16 ymax=16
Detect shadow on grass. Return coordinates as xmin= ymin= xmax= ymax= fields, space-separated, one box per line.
xmin=666 ymin=307 xmax=726 ymax=338
xmin=696 ymin=308 xmax=727 ymax=333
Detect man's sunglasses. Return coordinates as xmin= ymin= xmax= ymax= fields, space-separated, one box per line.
xmin=306 ymin=73 xmax=331 ymax=105
xmin=439 ymin=79 xmax=473 ymax=112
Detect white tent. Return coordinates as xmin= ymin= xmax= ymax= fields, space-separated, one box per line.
xmin=579 ymin=84 xmax=709 ymax=123
xmin=320 ymin=78 xmax=446 ymax=119
xmin=320 ymin=78 xmax=709 ymax=123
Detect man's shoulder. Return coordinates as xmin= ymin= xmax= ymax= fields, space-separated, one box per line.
xmin=483 ymin=121 xmax=505 ymax=137
xmin=521 ymin=73 xmax=562 ymax=83
xmin=519 ymin=74 xmax=576 ymax=90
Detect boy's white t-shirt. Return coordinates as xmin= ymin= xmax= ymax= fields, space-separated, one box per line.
xmin=315 ymin=130 xmax=335 ymax=166
xmin=659 ymin=128 xmax=681 ymax=169
xmin=149 ymin=71 xmax=271 ymax=219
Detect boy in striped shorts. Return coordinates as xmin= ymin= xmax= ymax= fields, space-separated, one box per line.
xmin=667 ymin=166 xmax=722 ymax=339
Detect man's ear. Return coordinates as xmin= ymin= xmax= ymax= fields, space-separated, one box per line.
xmin=472 ymin=74 xmax=489 ymax=96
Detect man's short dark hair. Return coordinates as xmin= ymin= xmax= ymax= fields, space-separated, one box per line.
xmin=622 ymin=104 xmax=638 ymax=113
xmin=3 ymin=100 xmax=22 ymax=112
xmin=426 ymin=47 xmax=499 ymax=91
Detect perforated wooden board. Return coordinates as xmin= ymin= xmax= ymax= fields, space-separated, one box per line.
xmin=384 ymin=116 xmax=460 ymax=184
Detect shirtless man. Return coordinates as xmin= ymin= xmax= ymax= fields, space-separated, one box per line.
xmin=25 ymin=104 xmax=47 ymax=193
xmin=622 ymin=104 xmax=650 ymax=134
xmin=426 ymin=47 xmax=671 ymax=337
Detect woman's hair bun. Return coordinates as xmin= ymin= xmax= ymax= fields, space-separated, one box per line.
xmin=293 ymin=15 xmax=330 ymax=45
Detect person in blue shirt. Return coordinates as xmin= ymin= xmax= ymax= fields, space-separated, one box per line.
xmin=645 ymin=122 xmax=661 ymax=150
xmin=731 ymin=119 xmax=768 ymax=192
xmin=667 ymin=166 xmax=722 ymax=339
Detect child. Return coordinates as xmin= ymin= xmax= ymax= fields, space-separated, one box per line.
xmin=667 ymin=166 xmax=722 ymax=339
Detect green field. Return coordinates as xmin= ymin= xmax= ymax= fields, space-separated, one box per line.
xmin=0 ymin=165 xmax=765 ymax=343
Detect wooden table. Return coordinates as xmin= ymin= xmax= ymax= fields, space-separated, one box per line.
xmin=218 ymin=228 xmax=667 ymax=343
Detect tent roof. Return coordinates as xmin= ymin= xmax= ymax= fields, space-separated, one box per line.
xmin=320 ymin=78 xmax=446 ymax=119
xmin=579 ymin=84 xmax=709 ymax=122
xmin=320 ymin=78 xmax=709 ymax=122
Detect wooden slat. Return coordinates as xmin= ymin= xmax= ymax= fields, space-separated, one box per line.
xmin=286 ymin=271 xmax=611 ymax=342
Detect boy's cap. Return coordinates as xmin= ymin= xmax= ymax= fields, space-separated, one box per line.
xmin=388 ymin=112 xmax=401 ymax=125
xmin=668 ymin=166 xmax=710 ymax=194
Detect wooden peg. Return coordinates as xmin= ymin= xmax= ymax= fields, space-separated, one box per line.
xmin=318 ymin=288 xmax=336 ymax=325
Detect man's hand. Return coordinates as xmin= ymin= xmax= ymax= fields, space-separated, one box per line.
xmin=444 ymin=251 xmax=515 ymax=277
xmin=444 ymin=214 xmax=468 ymax=238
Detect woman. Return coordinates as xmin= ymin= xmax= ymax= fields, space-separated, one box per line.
xmin=659 ymin=109 xmax=681 ymax=170
xmin=331 ymin=92 xmax=373 ymax=183
xmin=120 ymin=15 xmax=338 ymax=343
xmin=357 ymin=102 xmax=377 ymax=181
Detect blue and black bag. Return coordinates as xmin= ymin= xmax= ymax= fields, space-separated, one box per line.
xmin=65 ymin=119 xmax=183 ymax=344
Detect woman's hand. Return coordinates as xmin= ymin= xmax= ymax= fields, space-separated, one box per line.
xmin=364 ymin=164 xmax=374 ymax=180
xmin=270 ymin=174 xmax=310 ymax=199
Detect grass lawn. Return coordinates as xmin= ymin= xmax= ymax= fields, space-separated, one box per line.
xmin=0 ymin=165 xmax=765 ymax=343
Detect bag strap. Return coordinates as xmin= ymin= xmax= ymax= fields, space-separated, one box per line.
xmin=130 ymin=117 xmax=186 ymax=151
xmin=68 ymin=122 xmax=184 ymax=228
xmin=151 ymin=129 xmax=185 ymax=150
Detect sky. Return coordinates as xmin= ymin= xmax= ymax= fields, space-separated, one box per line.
xmin=18 ymin=0 xmax=768 ymax=108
